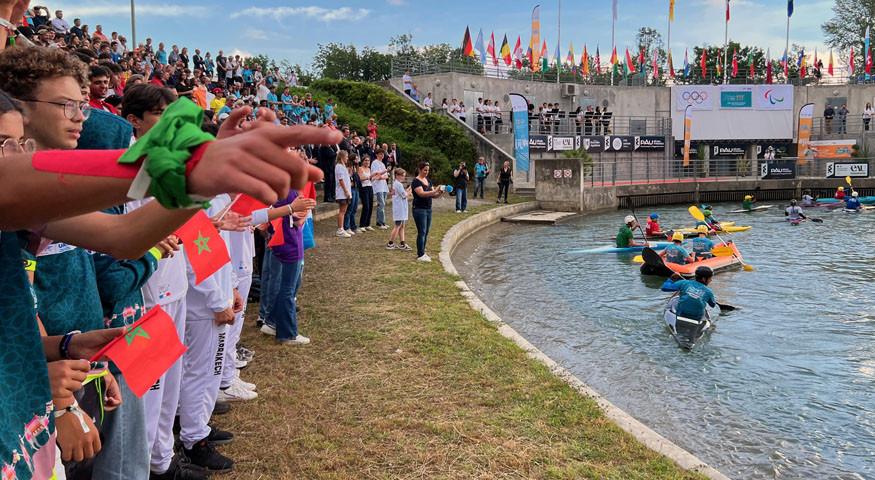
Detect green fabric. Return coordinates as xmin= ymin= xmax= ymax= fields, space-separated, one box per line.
xmin=616 ymin=225 xmax=633 ymax=248
xmin=742 ymin=199 xmax=753 ymax=210
xmin=34 ymin=248 xmax=105 ymax=336
xmin=118 ymin=97 xmax=215 ymax=209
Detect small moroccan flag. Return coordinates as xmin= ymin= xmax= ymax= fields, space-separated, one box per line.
xmin=267 ymin=217 xmax=285 ymax=248
xmin=90 ymin=306 xmax=186 ymax=397
xmin=228 ymin=193 xmax=267 ymax=216
xmin=175 ymin=210 xmax=231 ymax=284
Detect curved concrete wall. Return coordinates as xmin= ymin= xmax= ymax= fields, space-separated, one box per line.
xmin=440 ymin=202 xmax=730 ymax=480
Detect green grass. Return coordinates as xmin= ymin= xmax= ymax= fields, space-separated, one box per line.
xmin=222 ymin=198 xmax=708 ymax=479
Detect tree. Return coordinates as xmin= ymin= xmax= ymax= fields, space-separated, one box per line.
xmin=822 ymin=0 xmax=875 ymax=63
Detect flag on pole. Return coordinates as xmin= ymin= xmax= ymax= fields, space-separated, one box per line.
xmin=462 ymin=27 xmax=474 ymax=58
xmin=747 ymin=50 xmax=754 ymax=78
xmin=700 ymin=48 xmax=707 ymax=78
xmin=540 ymin=39 xmax=549 ymax=72
xmin=799 ymin=50 xmax=807 ymax=77
xmin=796 ymin=48 xmax=804 ymax=67
xmin=625 ymin=48 xmax=636 ymax=73
xmin=487 ymin=32 xmax=497 ymax=66
xmin=715 ymin=49 xmax=722 ymax=77
xmin=531 ymin=5 xmax=541 ymax=69
xmin=610 ymin=46 xmax=618 ymax=66
xmin=725 ymin=0 xmax=731 ymax=22
xmin=782 ymin=48 xmax=789 ymax=78
xmin=566 ymin=42 xmax=575 ymax=66
xmin=651 ymin=48 xmax=660 ymax=80
xmin=850 ymin=46 xmax=855 ymax=76
xmin=668 ymin=50 xmax=675 ymax=78
xmin=766 ymin=49 xmax=773 ymax=84
xmin=475 ymin=29 xmax=486 ymax=64
xmin=596 ymin=45 xmax=602 ymax=74
xmin=554 ymin=41 xmax=561 ymax=69
xmin=89 ymin=306 xmax=187 ymax=397
xmin=684 ymin=48 xmax=690 ymax=77
xmin=731 ymin=49 xmax=738 ymax=77
xmin=175 ymin=210 xmax=231 ymax=285
xmin=638 ymin=48 xmax=645 ymax=68
xmin=828 ymin=49 xmax=834 ymax=76
xmin=513 ymin=36 xmax=523 ymax=69
xmin=787 ymin=0 xmax=793 ymax=17
xmin=669 ymin=0 xmax=676 ymax=22
xmin=866 ymin=26 xmax=872 ymax=74
xmin=582 ymin=45 xmax=590 ymax=76
xmin=501 ymin=35 xmax=512 ymax=66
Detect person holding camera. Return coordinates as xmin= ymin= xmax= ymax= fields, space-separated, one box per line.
xmin=453 ymin=162 xmax=470 ymax=213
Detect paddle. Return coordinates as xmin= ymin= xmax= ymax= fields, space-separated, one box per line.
xmin=629 ymin=208 xmax=651 ymax=247
xmin=689 ymin=206 xmax=755 ymax=272
xmin=846 ymin=175 xmax=856 ymax=195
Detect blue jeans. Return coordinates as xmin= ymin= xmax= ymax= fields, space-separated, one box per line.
xmin=455 ymin=188 xmax=467 ymax=211
xmin=259 ymin=251 xmax=282 ymax=325
xmin=375 ymin=191 xmax=387 ymax=226
xmin=344 ymin=188 xmax=359 ymax=231
xmin=474 ymin=177 xmax=486 ymax=198
xmin=412 ymin=208 xmax=432 ymax=258
xmin=268 ymin=260 xmax=304 ymax=341
xmin=90 ymin=371 xmax=149 ymax=479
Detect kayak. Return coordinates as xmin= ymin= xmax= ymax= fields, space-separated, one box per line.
xmin=817 ymin=196 xmax=875 ymax=205
xmin=674 ymin=225 xmax=752 ymax=235
xmin=640 ymin=242 xmax=744 ymax=278
xmin=727 ymin=205 xmax=775 ymax=213
xmin=663 ymin=296 xmax=716 ymax=350
xmin=788 ymin=217 xmax=804 ymax=225
xmin=572 ymin=242 xmax=671 ymax=254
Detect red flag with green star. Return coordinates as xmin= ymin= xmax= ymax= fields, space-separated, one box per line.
xmin=175 ymin=210 xmax=230 ymax=284
xmin=89 ymin=306 xmax=186 ymax=397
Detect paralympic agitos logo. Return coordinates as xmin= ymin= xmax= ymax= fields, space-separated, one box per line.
xmin=763 ymin=88 xmax=785 ymax=105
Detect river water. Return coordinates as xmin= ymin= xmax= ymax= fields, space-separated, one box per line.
xmin=454 ymin=204 xmax=875 ymax=479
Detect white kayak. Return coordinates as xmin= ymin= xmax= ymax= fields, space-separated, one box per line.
xmin=663 ymin=297 xmax=717 ymax=350
xmin=727 ymin=205 xmax=775 ymax=213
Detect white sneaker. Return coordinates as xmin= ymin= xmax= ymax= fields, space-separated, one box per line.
xmin=336 ymin=228 xmax=350 ymax=238
xmin=278 ymin=334 xmax=310 ymax=345
xmin=356 ymin=228 xmax=366 ymax=234
xmin=365 ymin=226 xmax=375 ymax=231
xmin=379 ymin=225 xmax=390 ymax=230
xmin=234 ymin=357 xmax=248 ymax=369
xmin=398 ymin=243 xmax=412 ymax=251
xmin=260 ymin=324 xmax=276 ymax=336
xmin=386 ymin=243 xmax=396 ymax=250
xmin=346 ymin=229 xmax=355 ymax=235
xmin=233 ymin=376 xmax=257 ymax=392
xmin=218 ymin=383 xmax=258 ymax=402
xmin=417 ymin=254 xmax=432 ymax=262
xmin=456 ymin=210 xmax=462 ymax=213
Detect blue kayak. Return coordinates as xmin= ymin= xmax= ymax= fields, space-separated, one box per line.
xmin=571 ymin=242 xmax=672 ymax=254
xmin=817 ymin=196 xmax=875 ymax=205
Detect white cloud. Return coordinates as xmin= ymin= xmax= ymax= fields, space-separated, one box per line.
xmin=231 ymin=6 xmax=370 ymax=22
xmin=387 ymin=0 xmax=406 ymax=5
xmin=228 ymin=48 xmax=253 ymax=59
xmin=51 ymin=1 xmax=208 ymax=17
xmin=243 ymin=29 xmax=269 ymax=41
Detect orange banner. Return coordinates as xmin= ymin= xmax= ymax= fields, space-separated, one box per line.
xmin=683 ymin=105 xmax=693 ymax=166
xmin=797 ymin=103 xmax=814 ymax=164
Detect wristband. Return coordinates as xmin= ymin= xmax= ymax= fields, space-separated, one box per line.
xmin=53 ymin=401 xmax=91 ymax=433
xmin=59 ymin=330 xmax=81 ymax=360
xmin=287 ymin=204 xmax=294 ymax=216
xmin=251 ymin=208 xmax=269 ymax=226
xmin=148 ymin=247 xmax=163 ymax=261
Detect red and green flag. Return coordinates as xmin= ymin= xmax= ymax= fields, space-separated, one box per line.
xmin=175 ymin=210 xmax=231 ymax=284
xmin=625 ymin=48 xmax=636 ymax=74
xmin=90 ymin=306 xmax=186 ymax=397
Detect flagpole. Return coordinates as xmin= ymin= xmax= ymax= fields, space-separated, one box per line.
xmin=557 ymin=0 xmax=561 ymax=84
xmin=723 ymin=0 xmax=729 ymax=84
xmin=667 ymin=1 xmax=672 ymax=83
xmin=611 ymin=3 xmax=616 ymax=85
xmin=785 ymin=13 xmax=790 ymax=82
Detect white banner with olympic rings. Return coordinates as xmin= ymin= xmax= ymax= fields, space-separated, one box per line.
xmin=674 ymin=86 xmax=714 ymax=111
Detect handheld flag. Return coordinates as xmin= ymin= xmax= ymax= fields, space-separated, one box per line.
xmin=267 ymin=217 xmax=285 ymax=248
xmin=228 ymin=194 xmax=267 ymax=216
xmin=462 ymin=27 xmax=474 ymax=58
xmin=475 ymin=29 xmax=486 ymax=64
xmin=90 ymin=306 xmax=186 ymax=397
xmin=731 ymin=49 xmax=738 ymax=77
xmin=501 ymin=35 xmax=512 ymax=66
xmin=175 ymin=210 xmax=231 ymax=285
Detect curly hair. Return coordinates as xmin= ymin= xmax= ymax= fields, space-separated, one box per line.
xmin=0 ymin=46 xmax=88 ymax=99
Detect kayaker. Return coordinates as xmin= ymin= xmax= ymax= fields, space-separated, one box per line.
xmin=661 ymin=231 xmax=694 ymax=265
xmin=802 ymin=190 xmax=815 ymax=207
xmin=835 ymin=186 xmax=846 ymax=200
xmin=742 ymin=195 xmax=755 ymax=211
xmin=645 ymin=213 xmax=663 ymax=237
xmin=671 ymin=266 xmax=718 ymax=321
xmin=846 ymin=191 xmax=862 ymax=211
xmin=616 ymin=215 xmax=647 ymax=248
xmin=696 ymin=209 xmax=722 ymax=231
xmin=690 ymin=225 xmax=716 ymax=260
xmin=785 ymin=199 xmax=807 ymax=221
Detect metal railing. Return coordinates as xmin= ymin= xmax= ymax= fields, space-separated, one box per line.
xmin=392 ymin=56 xmax=865 ymax=87
xmin=811 ymin=116 xmax=874 ymax=138
xmin=445 ymin=109 xmax=671 ymax=136
xmin=569 ymin=156 xmax=875 ymax=188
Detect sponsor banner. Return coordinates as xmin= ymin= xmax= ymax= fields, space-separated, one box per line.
xmin=674 ymin=86 xmax=714 ymax=111
xmin=756 ymin=85 xmax=793 ymax=111
xmin=712 ymin=144 xmax=747 ymax=157
xmin=529 ymin=134 xmax=549 ymax=151
xmin=637 ymin=136 xmax=667 ymax=151
xmin=509 ymin=93 xmax=530 ymax=172
xmin=826 ymin=162 xmax=869 ymax=178
xmin=797 ymin=103 xmax=815 ymax=163
xmin=720 ymin=85 xmax=754 ymax=109
xmin=605 ymin=135 xmax=636 ymax=152
xmin=581 ymin=136 xmax=605 ymax=152
xmin=549 ymin=135 xmax=579 ymax=151
xmin=807 ymin=139 xmax=857 ymax=159
xmin=760 ymin=161 xmax=797 ymax=179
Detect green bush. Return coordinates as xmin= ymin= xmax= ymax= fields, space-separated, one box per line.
xmin=307 ymin=79 xmax=478 ymax=182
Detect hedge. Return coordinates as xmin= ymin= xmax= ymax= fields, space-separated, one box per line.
xmin=306 ymin=79 xmax=478 ymax=182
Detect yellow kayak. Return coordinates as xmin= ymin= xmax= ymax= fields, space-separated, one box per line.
xmin=675 ymin=225 xmax=751 ymax=235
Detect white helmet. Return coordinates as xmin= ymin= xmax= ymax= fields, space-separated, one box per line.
xmin=624 ymin=215 xmax=636 ymax=224
xmin=853 ymin=191 xmax=859 ymax=197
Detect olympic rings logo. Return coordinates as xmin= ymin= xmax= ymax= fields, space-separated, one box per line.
xmin=681 ymin=90 xmax=709 ymax=104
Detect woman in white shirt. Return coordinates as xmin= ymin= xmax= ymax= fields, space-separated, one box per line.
xmin=370 ymin=150 xmax=390 ymax=229
xmin=864 ymin=103 xmax=874 ymax=131
xmin=334 ymin=151 xmax=352 ymax=237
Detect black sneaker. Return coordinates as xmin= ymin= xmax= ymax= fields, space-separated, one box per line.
xmin=212 ymin=401 xmax=231 ymax=416
xmin=149 ymin=458 xmax=209 ymax=480
xmin=183 ymin=439 xmax=234 ymax=473
xmin=207 ymin=426 xmax=234 ymax=446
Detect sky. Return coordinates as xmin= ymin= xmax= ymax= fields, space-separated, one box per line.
xmin=50 ymin=0 xmax=836 ymax=69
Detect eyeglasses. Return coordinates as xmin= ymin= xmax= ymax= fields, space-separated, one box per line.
xmin=0 ymin=138 xmax=37 ymax=157
xmin=21 ymin=99 xmax=91 ymax=120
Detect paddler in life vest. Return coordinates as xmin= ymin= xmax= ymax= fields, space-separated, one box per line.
xmin=661 ymin=231 xmax=695 ymax=265
xmin=616 ymin=215 xmax=647 ymax=248
xmin=645 ymin=213 xmax=663 ymax=237
xmin=742 ymin=195 xmax=755 ymax=211
xmin=835 ymin=186 xmax=846 ymax=200
xmin=696 ymin=209 xmax=722 ymax=231
xmin=690 ymin=225 xmax=716 ymax=260
xmin=672 ymin=267 xmax=718 ymax=321
xmin=785 ymin=199 xmax=807 ymax=221
xmin=846 ymin=191 xmax=862 ymax=211
xmin=801 ymin=190 xmax=815 ymax=207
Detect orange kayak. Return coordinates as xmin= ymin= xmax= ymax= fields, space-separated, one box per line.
xmin=640 ymin=242 xmax=744 ymax=278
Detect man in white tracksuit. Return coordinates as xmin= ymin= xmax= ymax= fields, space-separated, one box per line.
xmin=179 ymin=195 xmax=239 ymax=474
xmin=218 ymin=228 xmax=257 ymax=401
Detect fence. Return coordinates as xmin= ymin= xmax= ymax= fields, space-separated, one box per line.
xmin=392 ymin=57 xmax=865 ymax=87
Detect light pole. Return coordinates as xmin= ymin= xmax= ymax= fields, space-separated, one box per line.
xmin=130 ymin=0 xmax=137 ymax=48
